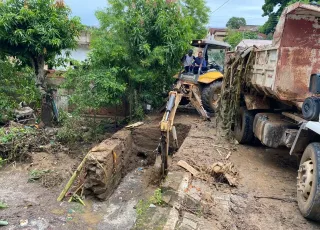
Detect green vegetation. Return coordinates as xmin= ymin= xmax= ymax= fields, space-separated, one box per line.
xmin=0 ymin=127 xmax=35 ymax=144
xmin=260 ymin=0 xmax=320 ymax=34
xmin=28 ymin=169 xmax=51 ymax=182
xmin=0 ymin=59 xmax=39 ymax=122
xmin=0 ymin=201 xmax=8 ymax=209
xmin=65 ymin=0 xmax=209 ymax=119
xmin=0 ymin=0 xmax=83 ymax=90
xmin=56 ymin=113 xmax=117 ymax=144
xmin=226 ymin=17 xmax=246 ymax=29
xmin=134 ymin=188 xmax=165 ymax=229
xmin=0 ymin=126 xmax=38 ymax=163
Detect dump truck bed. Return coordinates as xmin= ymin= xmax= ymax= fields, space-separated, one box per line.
xmin=250 ymin=3 xmax=320 ymax=108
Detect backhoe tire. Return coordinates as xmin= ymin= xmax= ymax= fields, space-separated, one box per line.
xmin=201 ymin=80 xmax=222 ymax=114
xmin=234 ymin=107 xmax=254 ymax=144
xmin=297 ymin=143 xmax=320 ymax=221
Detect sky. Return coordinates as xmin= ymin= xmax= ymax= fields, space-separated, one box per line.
xmin=64 ymin=0 xmax=268 ymax=28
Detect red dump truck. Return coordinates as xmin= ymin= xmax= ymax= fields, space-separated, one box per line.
xmin=222 ymin=3 xmax=320 ymax=221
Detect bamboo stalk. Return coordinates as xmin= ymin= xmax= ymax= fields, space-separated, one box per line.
xmin=57 ymin=152 xmax=91 ymax=202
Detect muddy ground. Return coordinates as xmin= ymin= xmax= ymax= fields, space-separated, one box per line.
xmin=171 ymin=114 xmax=320 ymax=230
xmin=1 ymin=111 xmax=320 ymax=229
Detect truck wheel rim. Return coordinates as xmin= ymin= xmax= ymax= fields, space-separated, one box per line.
xmin=297 ymin=160 xmax=314 ymax=201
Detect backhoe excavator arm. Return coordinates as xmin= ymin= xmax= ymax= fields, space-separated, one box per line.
xmin=158 ymin=80 xmax=210 ymax=177
xmin=159 ymin=91 xmax=182 ymax=177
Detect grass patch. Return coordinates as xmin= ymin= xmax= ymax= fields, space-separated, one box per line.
xmin=28 ymin=169 xmax=51 ymax=182
xmin=0 ymin=201 xmax=8 ymax=209
xmin=134 ymin=188 xmax=166 ymax=230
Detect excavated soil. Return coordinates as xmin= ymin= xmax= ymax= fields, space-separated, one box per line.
xmin=170 ymin=114 xmax=320 ymax=230
xmin=0 ymin=116 xmax=190 ymax=229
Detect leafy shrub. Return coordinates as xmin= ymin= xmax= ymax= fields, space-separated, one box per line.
xmin=0 ymin=59 xmax=40 ymax=122
xmin=0 ymin=125 xmax=40 ymax=162
xmin=63 ymin=0 xmax=210 ymax=120
xmin=56 ymin=114 xmax=114 ymax=144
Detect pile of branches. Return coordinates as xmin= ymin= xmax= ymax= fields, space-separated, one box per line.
xmin=218 ymin=47 xmax=256 ymax=137
xmin=0 ymin=122 xmax=59 ymax=163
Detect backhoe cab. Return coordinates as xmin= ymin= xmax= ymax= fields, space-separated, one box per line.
xmin=158 ymin=39 xmax=230 ymax=176
xmin=175 ymin=39 xmax=231 ymax=114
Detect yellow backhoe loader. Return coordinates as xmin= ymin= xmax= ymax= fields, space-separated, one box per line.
xmin=159 ymin=39 xmax=231 ymax=176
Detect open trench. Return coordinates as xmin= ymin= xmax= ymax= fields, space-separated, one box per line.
xmin=82 ymin=122 xmax=191 ymax=229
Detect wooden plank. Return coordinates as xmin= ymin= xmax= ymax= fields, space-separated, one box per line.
xmin=177 ymin=160 xmax=199 ymax=176
xmin=125 ymin=122 xmax=144 ymax=128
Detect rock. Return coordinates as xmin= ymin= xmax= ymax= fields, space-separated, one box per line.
xmin=20 ymin=219 xmax=28 ymax=227
xmin=45 ymin=127 xmax=58 ymax=136
xmin=202 ymin=192 xmax=213 ymax=203
xmin=149 ymin=204 xmax=156 ymax=208
xmin=0 ymin=221 xmax=8 ymax=226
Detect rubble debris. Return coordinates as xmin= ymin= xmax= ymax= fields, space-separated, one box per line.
xmin=0 ymin=122 xmax=63 ymax=163
xmin=208 ymin=162 xmax=238 ymax=186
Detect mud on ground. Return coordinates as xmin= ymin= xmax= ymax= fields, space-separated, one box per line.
xmin=1 ymin=112 xmax=320 ymax=229
xmin=169 ymin=113 xmax=320 ymax=230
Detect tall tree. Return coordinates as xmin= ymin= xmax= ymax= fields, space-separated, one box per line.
xmin=260 ymin=0 xmax=319 ymax=34
xmin=65 ymin=0 xmax=210 ymax=118
xmin=0 ymin=0 xmax=83 ymax=92
xmin=226 ymin=17 xmax=246 ymax=29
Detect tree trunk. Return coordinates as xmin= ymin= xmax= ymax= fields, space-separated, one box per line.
xmin=32 ymin=55 xmax=51 ymax=126
xmin=34 ymin=55 xmax=46 ymax=94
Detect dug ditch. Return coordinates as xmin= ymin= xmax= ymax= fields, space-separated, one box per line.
xmin=0 ymin=121 xmax=190 ymax=230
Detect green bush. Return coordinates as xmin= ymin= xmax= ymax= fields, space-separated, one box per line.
xmin=0 ymin=59 xmax=40 ymax=122
xmin=56 ymin=114 xmax=114 ymax=144
xmin=62 ymin=0 xmax=210 ymax=120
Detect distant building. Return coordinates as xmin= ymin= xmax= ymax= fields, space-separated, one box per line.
xmin=52 ymin=30 xmax=91 ymax=70
xmin=66 ymin=30 xmax=90 ymax=62
xmin=206 ymin=28 xmax=228 ymax=42
xmin=207 ymin=25 xmax=267 ymax=42
xmin=238 ymin=25 xmax=260 ymax=32
xmin=71 ymin=30 xmax=90 ymax=62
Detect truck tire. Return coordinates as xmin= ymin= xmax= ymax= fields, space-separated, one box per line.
xmin=234 ymin=107 xmax=254 ymax=144
xmin=302 ymin=97 xmax=320 ymax=121
xmin=297 ymin=143 xmax=320 ymax=221
xmin=201 ymin=80 xmax=222 ymax=114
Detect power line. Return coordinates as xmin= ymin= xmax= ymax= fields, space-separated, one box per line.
xmin=211 ymin=0 xmax=232 ymax=15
